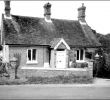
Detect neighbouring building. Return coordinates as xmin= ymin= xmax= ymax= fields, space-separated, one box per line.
xmin=0 ymin=1 xmax=101 ymax=78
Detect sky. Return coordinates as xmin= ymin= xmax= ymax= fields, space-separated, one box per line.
xmin=0 ymin=1 xmax=110 ymax=35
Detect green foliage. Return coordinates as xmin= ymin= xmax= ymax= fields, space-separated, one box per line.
xmin=104 ymin=53 xmax=110 ymax=71
xmin=81 ymin=62 xmax=88 ymax=68
xmin=94 ymin=49 xmax=110 ymax=78
xmin=94 ymin=33 xmax=110 ymax=78
xmin=73 ymin=62 xmax=88 ymax=68
xmin=70 ymin=62 xmax=77 ymax=68
xmin=98 ymin=33 xmax=110 ymax=53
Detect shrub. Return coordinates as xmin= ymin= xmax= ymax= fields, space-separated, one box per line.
xmin=94 ymin=52 xmax=110 ymax=78
xmin=81 ymin=62 xmax=88 ymax=68
xmin=70 ymin=62 xmax=77 ymax=68
xmin=76 ymin=62 xmax=88 ymax=68
xmin=105 ymin=53 xmax=110 ymax=71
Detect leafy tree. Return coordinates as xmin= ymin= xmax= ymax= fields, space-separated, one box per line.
xmin=91 ymin=31 xmax=110 ymax=77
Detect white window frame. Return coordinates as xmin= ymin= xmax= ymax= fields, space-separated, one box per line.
xmin=27 ymin=48 xmax=38 ymax=64
xmin=76 ymin=49 xmax=85 ymax=63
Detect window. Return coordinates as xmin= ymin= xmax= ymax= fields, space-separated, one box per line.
xmin=77 ymin=50 xmax=79 ymax=60
xmin=80 ymin=49 xmax=84 ymax=60
xmin=27 ymin=49 xmax=37 ymax=63
xmin=76 ymin=49 xmax=84 ymax=61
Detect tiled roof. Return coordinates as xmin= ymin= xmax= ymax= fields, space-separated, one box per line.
xmin=50 ymin=38 xmax=61 ymax=48
xmin=1 ymin=14 xmax=101 ymax=47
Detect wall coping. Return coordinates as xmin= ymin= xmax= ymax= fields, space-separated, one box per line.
xmin=21 ymin=67 xmax=90 ymax=71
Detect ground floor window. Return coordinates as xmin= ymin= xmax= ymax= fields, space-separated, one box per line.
xmin=76 ymin=49 xmax=84 ymax=61
xmin=27 ymin=49 xmax=37 ymax=63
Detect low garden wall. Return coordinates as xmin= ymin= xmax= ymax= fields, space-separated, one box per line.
xmin=13 ymin=67 xmax=93 ymax=79
xmin=14 ymin=61 xmax=93 ymax=79
xmin=0 ymin=66 xmax=93 ymax=84
xmin=6 ymin=61 xmax=93 ymax=84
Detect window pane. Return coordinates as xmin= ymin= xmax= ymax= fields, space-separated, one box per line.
xmin=80 ymin=49 xmax=84 ymax=60
xmin=32 ymin=49 xmax=36 ymax=60
xmin=77 ymin=50 xmax=79 ymax=60
xmin=28 ymin=50 xmax=31 ymax=61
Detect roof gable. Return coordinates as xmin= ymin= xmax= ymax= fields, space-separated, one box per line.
xmin=51 ymin=38 xmax=70 ymax=50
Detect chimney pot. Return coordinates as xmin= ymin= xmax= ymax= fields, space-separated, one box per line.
xmin=78 ymin=3 xmax=86 ymax=21
xmin=44 ymin=2 xmax=51 ymax=22
xmin=4 ymin=0 xmax=11 ymax=17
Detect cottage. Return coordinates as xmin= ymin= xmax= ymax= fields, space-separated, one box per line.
xmin=0 ymin=1 xmax=101 ymax=77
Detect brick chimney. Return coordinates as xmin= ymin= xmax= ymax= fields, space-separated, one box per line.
xmin=44 ymin=2 xmax=51 ymax=22
xmin=4 ymin=0 xmax=11 ymax=18
xmin=78 ymin=3 xmax=86 ymax=21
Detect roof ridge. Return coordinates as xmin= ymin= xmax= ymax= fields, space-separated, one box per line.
xmin=11 ymin=14 xmax=78 ymax=22
xmin=51 ymin=18 xmax=78 ymax=22
xmin=11 ymin=14 xmax=43 ymax=20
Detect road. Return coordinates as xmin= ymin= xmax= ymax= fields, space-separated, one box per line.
xmin=0 ymin=83 xmax=110 ymax=99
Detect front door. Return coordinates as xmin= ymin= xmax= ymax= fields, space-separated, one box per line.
xmin=56 ymin=50 xmax=66 ymax=68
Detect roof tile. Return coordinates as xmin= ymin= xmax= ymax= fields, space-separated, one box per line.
xmin=1 ymin=14 xmax=101 ymax=47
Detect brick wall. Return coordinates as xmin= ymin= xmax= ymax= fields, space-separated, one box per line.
xmin=12 ymin=68 xmax=93 ymax=79
xmin=8 ymin=46 xmax=93 ymax=79
xmin=9 ymin=46 xmax=49 ymax=68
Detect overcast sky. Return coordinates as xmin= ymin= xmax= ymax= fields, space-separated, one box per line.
xmin=0 ymin=1 xmax=110 ymax=35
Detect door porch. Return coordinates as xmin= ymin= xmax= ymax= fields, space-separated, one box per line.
xmin=50 ymin=38 xmax=70 ymax=69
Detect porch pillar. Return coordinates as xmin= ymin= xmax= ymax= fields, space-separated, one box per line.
xmin=66 ymin=49 xmax=69 ymax=68
xmin=50 ymin=50 xmax=56 ymax=68
xmin=3 ymin=44 xmax=9 ymax=63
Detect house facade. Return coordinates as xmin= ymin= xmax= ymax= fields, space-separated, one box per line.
xmin=0 ymin=1 xmax=101 ymax=71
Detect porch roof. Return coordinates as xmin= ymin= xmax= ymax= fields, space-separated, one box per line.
xmin=50 ymin=38 xmax=70 ymax=50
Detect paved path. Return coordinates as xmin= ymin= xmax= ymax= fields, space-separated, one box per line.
xmin=0 ymin=78 xmax=110 ymax=99
xmin=93 ymin=78 xmax=110 ymax=86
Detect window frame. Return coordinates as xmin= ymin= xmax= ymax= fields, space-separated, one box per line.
xmin=76 ymin=49 xmax=85 ymax=62
xmin=27 ymin=48 xmax=38 ymax=64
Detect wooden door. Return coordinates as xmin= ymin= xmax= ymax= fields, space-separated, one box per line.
xmin=56 ymin=50 xmax=66 ymax=68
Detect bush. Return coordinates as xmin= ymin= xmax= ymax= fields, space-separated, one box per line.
xmin=76 ymin=62 xmax=88 ymax=68
xmin=105 ymin=53 xmax=110 ymax=71
xmin=70 ymin=62 xmax=77 ymax=68
xmin=94 ymin=52 xmax=110 ymax=78
xmin=81 ymin=62 xmax=88 ymax=68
